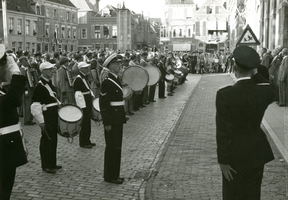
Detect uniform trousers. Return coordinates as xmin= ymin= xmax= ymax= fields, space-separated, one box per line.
xmin=279 ymin=80 xmax=287 ymax=106
xmin=0 ymin=166 xmax=16 ymax=200
xmin=158 ymin=79 xmax=165 ymax=98
xmin=23 ymin=89 xmax=33 ymax=123
xmin=222 ymin=165 xmax=264 ymax=200
xmin=104 ymin=124 xmax=123 ymax=180
xmin=79 ymin=107 xmax=92 ymax=146
xmin=148 ymin=85 xmax=156 ymax=102
xmin=41 ymin=107 xmax=58 ymax=169
xmin=142 ymin=86 xmax=149 ymax=103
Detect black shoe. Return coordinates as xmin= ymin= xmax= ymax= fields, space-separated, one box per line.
xmin=118 ymin=177 xmax=125 ymax=181
xmin=80 ymin=144 xmax=92 ymax=149
xmin=159 ymin=97 xmax=166 ymax=99
xmin=42 ymin=168 xmax=56 ymax=174
xmin=104 ymin=179 xmax=123 ymax=184
xmin=90 ymin=143 xmax=96 ymax=146
xmin=126 ymin=112 xmax=134 ymax=116
xmin=133 ymin=109 xmax=139 ymax=112
xmin=24 ymin=121 xmax=36 ymax=125
xmin=139 ymin=105 xmax=146 ymax=108
xmin=126 ymin=117 xmax=129 ymax=121
xmin=168 ymin=93 xmax=173 ymax=96
xmin=53 ymin=165 xmax=62 ymax=170
xmin=149 ymin=100 xmax=156 ymax=102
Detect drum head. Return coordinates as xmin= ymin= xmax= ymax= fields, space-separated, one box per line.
xmin=122 ymin=66 xmax=149 ymax=91
xmin=93 ymin=98 xmax=100 ymax=112
xmin=165 ymin=74 xmax=174 ymax=81
xmin=145 ymin=64 xmax=161 ymax=86
xmin=122 ymin=85 xmax=132 ymax=99
xmin=58 ymin=105 xmax=83 ymax=122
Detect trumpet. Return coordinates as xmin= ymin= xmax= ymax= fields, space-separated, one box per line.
xmin=66 ymin=69 xmax=73 ymax=87
xmin=26 ymin=68 xmax=35 ymax=88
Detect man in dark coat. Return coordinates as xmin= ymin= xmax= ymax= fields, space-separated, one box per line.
xmin=99 ymin=53 xmax=126 ymax=184
xmin=31 ymin=62 xmax=62 ymax=174
xmin=216 ymin=46 xmax=274 ymax=200
xmin=0 ymin=46 xmax=28 ymax=200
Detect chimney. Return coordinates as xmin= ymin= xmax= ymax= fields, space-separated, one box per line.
xmin=95 ymin=0 xmax=100 ymax=13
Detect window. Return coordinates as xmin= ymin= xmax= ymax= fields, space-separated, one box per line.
xmin=164 ymin=27 xmax=166 ymax=37
xmin=12 ymin=42 xmax=16 ymax=52
xmin=207 ymin=6 xmax=212 ymax=14
xmin=25 ymin=20 xmax=30 ymax=35
xmin=17 ymin=19 xmax=22 ymax=35
xmin=46 ymin=8 xmax=50 ymax=17
xmin=9 ymin=18 xmax=14 ymax=33
xmin=103 ymin=26 xmax=109 ymax=38
xmin=188 ymin=28 xmax=191 ymax=37
xmin=73 ymin=27 xmax=77 ymax=39
xmin=112 ymin=26 xmax=117 ymax=38
xmin=53 ymin=9 xmax=57 ymax=19
xmin=179 ymin=29 xmax=182 ymax=37
xmin=95 ymin=43 xmax=100 ymax=50
xmin=66 ymin=12 xmax=69 ymax=21
xmin=94 ymin=26 xmax=101 ymax=38
xmin=18 ymin=42 xmax=22 ymax=50
xmin=71 ymin=45 xmax=73 ymax=51
xmin=36 ymin=6 xmax=41 ymax=15
xmin=32 ymin=43 xmax=35 ymax=53
xmin=81 ymin=29 xmax=87 ymax=39
xmin=26 ymin=42 xmax=30 ymax=51
xmin=45 ymin=23 xmax=49 ymax=37
xmin=67 ymin=26 xmax=71 ymax=38
xmin=161 ymin=31 xmax=163 ymax=37
xmin=45 ymin=43 xmax=48 ymax=52
xmin=61 ymin=26 xmax=65 ymax=38
xmin=173 ymin=29 xmax=176 ymax=37
xmin=33 ymin=21 xmax=37 ymax=36
xmin=187 ymin=8 xmax=193 ymax=19
xmin=72 ymin=13 xmax=76 ymax=23
xmin=60 ymin=11 xmax=63 ymax=20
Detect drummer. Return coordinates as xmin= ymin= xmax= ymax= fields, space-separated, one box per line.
xmin=99 ymin=53 xmax=126 ymax=184
xmin=31 ymin=62 xmax=62 ymax=174
xmin=140 ymin=52 xmax=149 ymax=105
xmin=74 ymin=62 xmax=96 ymax=149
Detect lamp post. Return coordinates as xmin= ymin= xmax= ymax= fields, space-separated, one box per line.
xmin=2 ymin=0 xmax=8 ymax=48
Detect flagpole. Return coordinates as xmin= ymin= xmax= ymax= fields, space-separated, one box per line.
xmin=2 ymin=0 xmax=8 ymax=48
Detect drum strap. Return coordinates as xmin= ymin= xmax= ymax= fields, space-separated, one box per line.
xmin=107 ymin=78 xmax=123 ymax=92
xmin=39 ymin=81 xmax=61 ymax=105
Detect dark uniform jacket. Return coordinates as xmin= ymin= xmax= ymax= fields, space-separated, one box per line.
xmin=0 ymin=75 xmax=28 ymax=169
xmin=74 ymin=73 xmax=93 ymax=110
xmin=216 ymin=78 xmax=274 ymax=169
xmin=99 ymin=73 xmax=126 ymax=126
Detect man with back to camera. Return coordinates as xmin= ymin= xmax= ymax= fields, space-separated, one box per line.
xmin=216 ymin=46 xmax=274 ymax=200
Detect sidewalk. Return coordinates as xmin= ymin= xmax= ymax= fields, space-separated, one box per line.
xmin=145 ymin=74 xmax=287 ymax=200
xmin=230 ymin=73 xmax=288 ymax=163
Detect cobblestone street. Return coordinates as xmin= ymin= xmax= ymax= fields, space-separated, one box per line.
xmin=145 ymin=74 xmax=288 ymax=200
xmin=11 ymin=75 xmax=201 ymax=200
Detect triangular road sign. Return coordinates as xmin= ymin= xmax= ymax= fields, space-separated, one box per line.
xmin=237 ymin=24 xmax=260 ymax=45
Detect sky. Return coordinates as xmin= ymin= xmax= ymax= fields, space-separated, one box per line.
xmin=99 ymin=0 xmax=203 ymax=18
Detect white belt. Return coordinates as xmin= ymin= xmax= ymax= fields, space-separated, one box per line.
xmin=0 ymin=123 xmax=21 ymax=136
xmin=110 ymin=101 xmax=125 ymax=106
xmin=82 ymin=91 xmax=91 ymax=95
xmin=46 ymin=103 xmax=59 ymax=108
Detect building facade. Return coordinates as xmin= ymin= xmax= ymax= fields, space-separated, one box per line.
xmin=227 ymin=0 xmax=288 ymax=51
xmin=0 ymin=0 xmax=43 ymax=52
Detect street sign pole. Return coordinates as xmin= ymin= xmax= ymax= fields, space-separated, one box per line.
xmin=2 ymin=0 xmax=8 ymax=49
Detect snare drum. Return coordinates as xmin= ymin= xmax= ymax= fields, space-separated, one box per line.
xmin=122 ymin=85 xmax=133 ymax=100
xmin=165 ymin=74 xmax=175 ymax=82
xmin=145 ymin=63 xmax=161 ymax=86
xmin=92 ymin=98 xmax=102 ymax=122
xmin=58 ymin=104 xmax=83 ymax=138
xmin=122 ymin=65 xmax=149 ymax=91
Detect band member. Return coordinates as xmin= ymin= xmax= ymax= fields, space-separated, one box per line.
xmin=31 ymin=52 xmax=42 ymax=76
xmin=216 ymin=46 xmax=274 ymax=199
xmin=0 ymin=45 xmax=28 ymax=200
xmin=90 ymin=53 xmax=101 ymax=97
xmin=140 ymin=52 xmax=149 ymax=105
xmin=57 ymin=57 xmax=75 ymax=104
xmin=166 ymin=52 xmax=175 ymax=96
xmin=19 ymin=56 xmax=36 ymax=125
xmin=31 ymin=62 xmax=62 ymax=174
xmin=157 ymin=55 xmax=166 ymax=98
xmin=99 ymin=53 xmax=126 ymax=184
xmin=74 ymin=62 xmax=95 ymax=148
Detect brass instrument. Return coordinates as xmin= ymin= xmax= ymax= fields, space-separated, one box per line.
xmin=26 ymin=68 xmax=35 ymax=88
xmin=66 ymin=69 xmax=73 ymax=87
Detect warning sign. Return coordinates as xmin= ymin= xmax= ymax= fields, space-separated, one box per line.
xmin=237 ymin=24 xmax=260 ymax=45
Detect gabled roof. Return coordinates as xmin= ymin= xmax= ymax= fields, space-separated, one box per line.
xmin=46 ymin=0 xmax=76 ymax=8
xmin=165 ymin=0 xmax=194 ymax=4
xmin=201 ymin=0 xmax=224 ymax=7
xmin=0 ymin=0 xmax=36 ymax=14
xmin=196 ymin=0 xmax=230 ymax=14
xmin=94 ymin=5 xmax=118 ymax=17
xmin=69 ymin=0 xmax=94 ymax=10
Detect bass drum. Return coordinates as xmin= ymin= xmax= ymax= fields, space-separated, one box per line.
xmin=58 ymin=104 xmax=83 ymax=139
xmin=165 ymin=74 xmax=175 ymax=82
xmin=122 ymin=65 xmax=149 ymax=91
xmin=122 ymin=85 xmax=133 ymax=100
xmin=145 ymin=63 xmax=161 ymax=86
xmin=179 ymin=66 xmax=189 ymax=77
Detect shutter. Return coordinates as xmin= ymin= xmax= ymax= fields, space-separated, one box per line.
xmin=202 ymin=21 xmax=206 ymax=36
xmin=196 ymin=21 xmax=200 ymax=36
xmin=215 ymin=6 xmax=219 ymax=14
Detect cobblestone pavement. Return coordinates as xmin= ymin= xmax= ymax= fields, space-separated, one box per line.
xmin=145 ymin=74 xmax=288 ymax=200
xmin=10 ymin=74 xmax=202 ymax=200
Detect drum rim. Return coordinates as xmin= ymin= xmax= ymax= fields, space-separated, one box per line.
xmin=58 ymin=103 xmax=83 ymax=122
xmin=146 ymin=64 xmax=161 ymax=86
xmin=122 ymin=85 xmax=133 ymax=99
xmin=122 ymin=65 xmax=149 ymax=91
